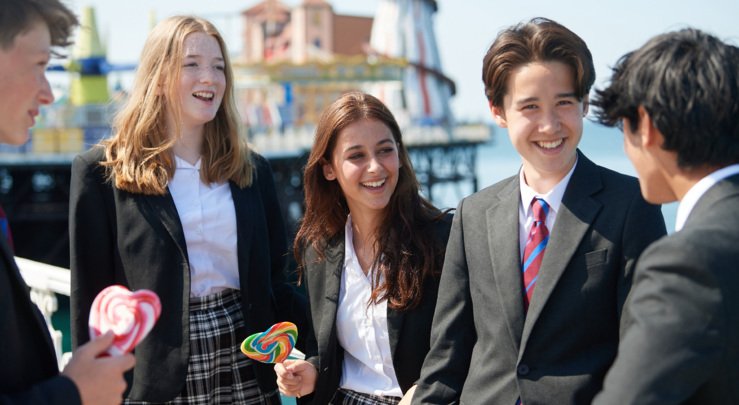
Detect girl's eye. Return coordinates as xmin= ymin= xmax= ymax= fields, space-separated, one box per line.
xmin=215 ymin=65 xmax=225 ymax=71
xmin=348 ymin=153 xmax=363 ymax=160
xmin=379 ymin=147 xmax=394 ymax=154
xmin=522 ymin=104 xmax=537 ymax=111
xmin=184 ymin=62 xmax=197 ymax=68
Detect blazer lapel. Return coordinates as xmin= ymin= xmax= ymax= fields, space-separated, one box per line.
xmin=520 ymin=152 xmax=602 ymax=350
xmin=488 ymin=177 xmax=527 ymax=351
xmin=387 ymin=305 xmax=405 ymax=360
xmin=140 ymin=190 xmax=188 ymax=259
xmin=231 ymin=182 xmax=255 ymax=280
xmin=317 ymin=240 xmax=344 ymax=359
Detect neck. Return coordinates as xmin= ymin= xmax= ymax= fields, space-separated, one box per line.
xmin=523 ymin=168 xmax=565 ymax=194
xmin=350 ymin=211 xmax=381 ymax=275
xmin=169 ymin=119 xmax=204 ymax=165
xmin=670 ymin=164 xmax=723 ymax=201
xmin=173 ymin=138 xmax=203 ymax=165
xmin=522 ymin=155 xmax=576 ymax=194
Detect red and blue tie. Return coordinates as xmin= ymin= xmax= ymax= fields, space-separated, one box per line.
xmin=522 ymin=198 xmax=549 ymax=310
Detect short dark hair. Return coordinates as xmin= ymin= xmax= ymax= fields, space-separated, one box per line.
xmin=0 ymin=0 xmax=78 ymax=53
xmin=593 ymin=28 xmax=739 ymax=168
xmin=482 ymin=17 xmax=595 ymax=108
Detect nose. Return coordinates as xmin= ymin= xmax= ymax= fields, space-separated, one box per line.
xmin=39 ymin=75 xmax=54 ymax=105
xmin=539 ymin=108 xmax=560 ymax=134
xmin=367 ymin=155 xmax=382 ymax=173
xmin=200 ymin=66 xmax=219 ymax=84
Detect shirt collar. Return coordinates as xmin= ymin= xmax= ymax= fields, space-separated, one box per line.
xmin=675 ymin=163 xmax=739 ymax=232
xmin=344 ymin=215 xmax=357 ymax=265
xmin=519 ymin=157 xmax=578 ymax=216
xmin=174 ymin=154 xmax=202 ymax=170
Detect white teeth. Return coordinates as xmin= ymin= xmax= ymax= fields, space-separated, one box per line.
xmin=537 ymin=139 xmax=563 ymax=149
xmin=363 ymin=179 xmax=386 ymax=188
xmin=193 ymin=91 xmax=214 ymax=100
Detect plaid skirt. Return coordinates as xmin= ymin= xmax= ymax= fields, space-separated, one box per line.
xmin=125 ymin=289 xmax=280 ymax=405
xmin=330 ymin=388 xmax=401 ymax=405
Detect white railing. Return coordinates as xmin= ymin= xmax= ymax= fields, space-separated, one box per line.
xmin=15 ymin=256 xmax=72 ymax=369
xmin=15 ymin=256 xmax=301 ymax=404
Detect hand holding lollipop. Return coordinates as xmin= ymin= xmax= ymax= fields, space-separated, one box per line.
xmin=88 ymin=285 xmax=162 ymax=357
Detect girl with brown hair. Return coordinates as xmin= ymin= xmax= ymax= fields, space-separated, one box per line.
xmin=274 ymin=92 xmax=452 ymax=405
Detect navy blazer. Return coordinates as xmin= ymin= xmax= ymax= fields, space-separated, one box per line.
xmin=69 ymin=147 xmax=307 ymax=402
xmin=0 ymin=236 xmax=81 ymax=404
xmin=300 ymin=213 xmax=452 ymax=404
xmin=414 ymin=151 xmax=667 ymax=405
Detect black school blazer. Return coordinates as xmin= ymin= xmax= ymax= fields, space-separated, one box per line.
xmin=0 ymin=236 xmax=81 ymax=404
xmin=69 ymin=147 xmax=307 ymax=402
xmin=301 ymin=213 xmax=453 ymax=404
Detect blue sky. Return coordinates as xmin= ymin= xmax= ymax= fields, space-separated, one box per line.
xmin=67 ymin=0 xmax=739 ymax=122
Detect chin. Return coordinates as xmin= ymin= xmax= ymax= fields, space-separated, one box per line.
xmin=3 ymin=129 xmax=30 ymax=146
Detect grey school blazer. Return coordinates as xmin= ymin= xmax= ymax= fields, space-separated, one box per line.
xmin=594 ymin=173 xmax=739 ymax=404
xmin=413 ymin=151 xmax=666 ymax=405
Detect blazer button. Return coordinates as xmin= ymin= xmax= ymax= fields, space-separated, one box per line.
xmin=517 ymin=364 xmax=530 ymax=376
xmin=323 ymin=367 xmax=329 ymax=372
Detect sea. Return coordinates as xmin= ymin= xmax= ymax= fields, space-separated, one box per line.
xmin=432 ymin=120 xmax=678 ymax=232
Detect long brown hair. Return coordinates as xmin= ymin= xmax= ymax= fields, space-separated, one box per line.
xmin=102 ymin=16 xmax=252 ymax=194
xmin=295 ymin=92 xmax=446 ymax=311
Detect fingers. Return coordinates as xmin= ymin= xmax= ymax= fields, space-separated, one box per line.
xmin=275 ymin=362 xmax=303 ymax=397
xmin=78 ymin=331 xmax=115 ymax=358
xmin=97 ymin=352 xmax=136 ymax=373
xmin=63 ymin=345 xmax=134 ymax=405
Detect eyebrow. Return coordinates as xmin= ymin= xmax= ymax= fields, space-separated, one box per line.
xmin=184 ymin=54 xmax=225 ymax=62
xmin=343 ymin=138 xmax=395 ymax=153
xmin=514 ymin=92 xmax=578 ymax=106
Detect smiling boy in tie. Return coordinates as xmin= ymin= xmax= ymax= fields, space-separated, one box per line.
xmin=411 ymin=17 xmax=666 ymax=404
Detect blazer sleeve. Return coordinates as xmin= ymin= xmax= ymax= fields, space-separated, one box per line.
xmin=0 ymin=376 xmax=81 ymax=405
xmin=254 ymin=155 xmax=308 ymax=343
xmin=412 ymin=199 xmax=474 ymax=404
xmin=593 ymin=236 xmax=726 ymax=405
xmin=69 ymin=150 xmax=117 ymax=349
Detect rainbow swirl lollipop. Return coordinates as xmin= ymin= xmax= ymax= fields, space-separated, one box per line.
xmin=240 ymin=321 xmax=297 ymax=363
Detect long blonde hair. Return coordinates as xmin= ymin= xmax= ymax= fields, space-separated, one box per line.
xmin=102 ymin=15 xmax=252 ymax=194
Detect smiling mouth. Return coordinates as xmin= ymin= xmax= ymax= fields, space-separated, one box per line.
xmin=362 ymin=179 xmax=386 ymax=189
xmin=192 ymin=91 xmax=215 ymax=101
xmin=536 ymin=139 xmax=564 ymax=149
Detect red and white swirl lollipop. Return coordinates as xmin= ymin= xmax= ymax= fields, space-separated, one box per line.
xmin=89 ymin=285 xmax=162 ymax=357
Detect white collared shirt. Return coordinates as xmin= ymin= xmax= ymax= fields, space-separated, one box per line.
xmin=518 ymin=159 xmax=578 ymax=260
xmin=675 ymin=164 xmax=739 ymax=232
xmin=169 ymin=155 xmax=240 ymax=297
xmin=335 ymin=216 xmax=402 ymax=397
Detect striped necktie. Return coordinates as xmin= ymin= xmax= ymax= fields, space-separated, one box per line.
xmin=522 ymin=197 xmax=549 ymax=310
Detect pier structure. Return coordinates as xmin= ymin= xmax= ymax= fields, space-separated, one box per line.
xmin=0 ymin=0 xmax=491 ymax=268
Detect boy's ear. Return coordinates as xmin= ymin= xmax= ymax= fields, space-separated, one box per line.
xmin=582 ymin=95 xmax=590 ymax=117
xmin=490 ymin=103 xmax=508 ymax=128
xmin=637 ymin=106 xmax=661 ymax=148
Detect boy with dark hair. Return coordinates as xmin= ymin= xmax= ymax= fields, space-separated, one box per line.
xmin=0 ymin=1 xmax=134 ymax=404
xmin=592 ymin=28 xmax=739 ymax=404
xmin=411 ymin=18 xmax=665 ymax=404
